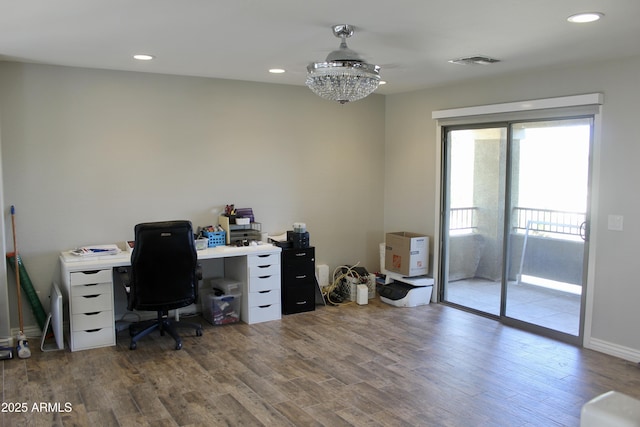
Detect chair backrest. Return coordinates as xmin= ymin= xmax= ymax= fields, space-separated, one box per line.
xmin=129 ymin=220 xmax=198 ymax=312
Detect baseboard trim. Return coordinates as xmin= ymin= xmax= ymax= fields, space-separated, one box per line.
xmin=586 ymin=337 xmax=640 ymax=363
xmin=9 ymin=324 xmax=43 ymax=343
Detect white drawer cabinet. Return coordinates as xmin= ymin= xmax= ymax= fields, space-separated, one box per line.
xmin=250 ymin=289 xmax=281 ymax=306
xmin=248 ymin=252 xmax=280 ymax=267
xmin=226 ymin=249 xmax=282 ymax=324
xmin=247 ymin=270 xmax=281 ymax=292
xmin=64 ymin=270 xmax=116 ymax=351
xmin=247 ymin=304 xmax=282 ymax=324
xmin=70 ymin=269 xmax=112 ymax=285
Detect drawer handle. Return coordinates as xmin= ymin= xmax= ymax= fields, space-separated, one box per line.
xmin=296 ymin=301 xmax=308 ymax=305
xmin=258 ymin=275 xmax=272 ymax=279
xmin=81 ymin=270 xmax=102 ymax=275
xmin=295 ymin=253 xmax=306 ymax=257
xmin=258 ymin=254 xmax=270 ymax=258
xmin=257 ymin=265 xmax=270 ymax=269
xmin=258 ymin=290 xmax=271 ymax=294
xmin=82 ymin=283 xmax=100 ymax=287
xmin=295 ymin=275 xmax=307 ymax=279
xmin=85 ymin=329 xmax=102 ymax=333
xmin=84 ymin=312 xmax=100 ymax=316
xmin=82 ymin=294 xmax=100 ymax=299
xmin=259 ymin=304 xmax=272 ymax=308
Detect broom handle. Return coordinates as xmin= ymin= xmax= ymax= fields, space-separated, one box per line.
xmin=10 ymin=206 xmax=24 ymax=333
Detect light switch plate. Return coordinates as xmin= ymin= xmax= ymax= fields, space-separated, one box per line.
xmin=608 ymin=214 xmax=624 ymax=231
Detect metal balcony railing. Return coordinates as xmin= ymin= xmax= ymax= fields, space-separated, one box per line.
xmin=449 ymin=207 xmax=586 ymax=238
xmin=449 ymin=207 xmax=477 ymax=231
xmin=513 ymin=207 xmax=585 ymax=237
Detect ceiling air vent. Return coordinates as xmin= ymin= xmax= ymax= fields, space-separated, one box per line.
xmin=448 ymin=55 xmax=500 ymax=65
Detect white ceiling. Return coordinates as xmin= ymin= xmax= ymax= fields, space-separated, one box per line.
xmin=2 ymin=0 xmax=639 ymax=95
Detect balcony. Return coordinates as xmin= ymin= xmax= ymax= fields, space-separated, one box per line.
xmin=445 ymin=207 xmax=584 ymax=335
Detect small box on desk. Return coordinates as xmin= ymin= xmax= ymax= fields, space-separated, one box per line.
xmin=385 ymin=232 xmax=429 ymax=277
xmin=202 ymin=292 xmax=241 ymax=325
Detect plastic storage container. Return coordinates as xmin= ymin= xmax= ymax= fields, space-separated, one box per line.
xmin=195 ymin=238 xmax=208 ymax=250
xmin=210 ymin=277 xmax=242 ymax=295
xmin=202 ymin=230 xmax=226 ymax=247
xmin=202 ymin=292 xmax=241 ymax=325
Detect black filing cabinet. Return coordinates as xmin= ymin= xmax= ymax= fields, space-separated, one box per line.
xmin=281 ymin=247 xmax=316 ymax=314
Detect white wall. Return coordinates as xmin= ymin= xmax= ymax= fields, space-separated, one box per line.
xmin=385 ymin=55 xmax=640 ymax=359
xmin=0 ymin=62 xmax=385 ymax=331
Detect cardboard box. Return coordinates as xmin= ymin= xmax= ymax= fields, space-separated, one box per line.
xmin=385 ymin=232 xmax=429 ymax=277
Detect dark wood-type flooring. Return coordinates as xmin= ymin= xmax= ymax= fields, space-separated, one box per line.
xmin=3 ymin=299 xmax=640 ymax=426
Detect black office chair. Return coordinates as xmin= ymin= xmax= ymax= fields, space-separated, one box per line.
xmin=125 ymin=220 xmax=203 ymax=350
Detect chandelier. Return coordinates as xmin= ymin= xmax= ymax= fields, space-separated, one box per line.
xmin=306 ymin=25 xmax=381 ymax=104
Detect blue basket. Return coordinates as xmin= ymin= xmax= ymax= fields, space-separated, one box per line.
xmin=202 ymin=230 xmax=226 ymax=247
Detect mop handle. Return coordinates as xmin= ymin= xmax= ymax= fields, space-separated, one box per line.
xmin=10 ymin=205 xmax=24 ymax=333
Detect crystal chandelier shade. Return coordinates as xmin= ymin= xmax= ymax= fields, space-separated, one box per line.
xmin=306 ymin=25 xmax=381 ymax=104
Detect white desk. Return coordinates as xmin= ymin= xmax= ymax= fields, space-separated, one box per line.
xmin=60 ymin=244 xmax=282 ymax=351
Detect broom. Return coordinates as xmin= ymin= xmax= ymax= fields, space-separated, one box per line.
xmin=10 ymin=205 xmax=30 ymax=359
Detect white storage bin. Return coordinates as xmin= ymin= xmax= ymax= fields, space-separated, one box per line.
xmin=210 ymin=277 xmax=242 ymax=295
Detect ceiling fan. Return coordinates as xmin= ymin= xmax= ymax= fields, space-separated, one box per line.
xmin=305 ymin=25 xmax=381 ymax=104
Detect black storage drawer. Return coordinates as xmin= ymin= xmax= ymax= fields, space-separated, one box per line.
xmin=281 ymin=247 xmax=315 ymax=267
xmin=282 ymin=266 xmax=315 ymax=284
xmin=281 ymin=247 xmax=316 ymax=314
xmin=282 ymin=283 xmax=315 ymax=314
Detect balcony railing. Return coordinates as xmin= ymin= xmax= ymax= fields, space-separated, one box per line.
xmin=449 ymin=207 xmax=586 ymax=238
xmin=513 ymin=207 xmax=585 ymax=237
xmin=449 ymin=207 xmax=477 ymax=231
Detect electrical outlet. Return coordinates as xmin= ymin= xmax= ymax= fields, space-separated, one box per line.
xmin=608 ymin=214 xmax=624 ymax=231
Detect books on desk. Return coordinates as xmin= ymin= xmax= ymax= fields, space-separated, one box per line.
xmin=70 ymin=244 xmax=121 ymax=257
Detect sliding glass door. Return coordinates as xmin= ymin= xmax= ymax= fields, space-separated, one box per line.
xmin=441 ymin=126 xmax=507 ymax=316
xmin=440 ymin=117 xmax=593 ymax=343
xmin=505 ymin=118 xmax=591 ymax=337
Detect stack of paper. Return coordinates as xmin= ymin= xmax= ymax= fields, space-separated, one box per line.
xmin=70 ymin=244 xmax=121 ymax=257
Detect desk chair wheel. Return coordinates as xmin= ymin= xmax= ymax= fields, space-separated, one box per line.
xmin=130 ymin=342 xmax=137 ymax=350
xmin=175 ymin=341 xmax=182 ymax=350
xmin=196 ymin=328 xmax=203 ymax=337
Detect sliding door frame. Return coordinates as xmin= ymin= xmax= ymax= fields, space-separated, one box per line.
xmin=432 ymin=94 xmax=603 ymax=347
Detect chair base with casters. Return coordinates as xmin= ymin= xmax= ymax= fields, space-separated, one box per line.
xmin=129 ymin=310 xmax=203 ymax=350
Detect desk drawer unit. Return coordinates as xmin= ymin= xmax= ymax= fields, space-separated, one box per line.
xmin=281 ymin=247 xmax=316 ymax=315
xmin=227 ymin=251 xmax=282 ymax=324
xmin=248 ymin=265 xmax=280 ymax=292
xmin=246 ymin=288 xmax=282 ymax=323
xmin=68 ymin=270 xmax=115 ymax=351
xmin=247 ymin=253 xmax=281 ymax=324
xmin=248 ymin=252 xmax=280 ymax=268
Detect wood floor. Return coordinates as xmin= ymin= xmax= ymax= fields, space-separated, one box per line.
xmin=3 ymin=299 xmax=640 ymax=427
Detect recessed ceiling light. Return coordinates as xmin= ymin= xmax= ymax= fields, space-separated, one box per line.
xmin=133 ymin=54 xmax=155 ymax=61
xmin=567 ymin=12 xmax=604 ymax=23
xmin=269 ymin=68 xmax=286 ymax=74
